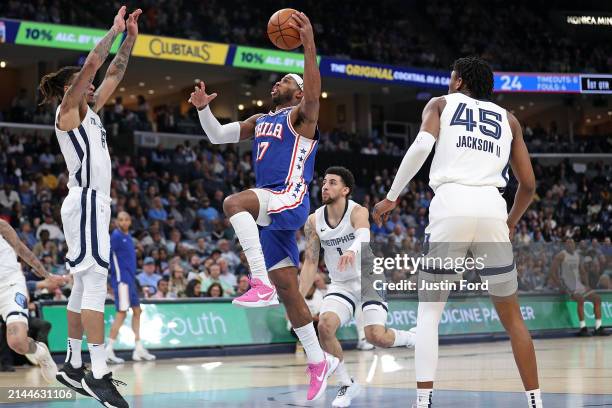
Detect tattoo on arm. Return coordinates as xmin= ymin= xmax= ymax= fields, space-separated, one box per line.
xmin=106 ymin=36 xmax=135 ymax=81
xmin=0 ymin=221 xmax=48 ymax=278
xmin=7 ymin=325 xmax=18 ymax=336
xmin=304 ymin=219 xmax=320 ymax=262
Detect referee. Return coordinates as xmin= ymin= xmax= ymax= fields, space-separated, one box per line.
xmin=106 ymin=211 xmax=155 ymax=363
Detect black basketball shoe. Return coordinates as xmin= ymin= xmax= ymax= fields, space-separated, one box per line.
xmin=593 ymin=327 xmax=609 ymax=336
xmin=56 ymin=362 xmax=89 ymax=396
xmin=576 ymin=327 xmax=592 ymax=337
xmin=81 ymin=371 xmax=129 ymax=408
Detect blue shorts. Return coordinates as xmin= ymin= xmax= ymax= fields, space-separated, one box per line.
xmin=252 ymin=188 xmax=310 ymax=270
xmin=112 ymin=282 xmax=140 ymax=311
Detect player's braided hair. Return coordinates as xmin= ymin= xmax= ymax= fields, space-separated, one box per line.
xmin=325 ymin=166 xmax=355 ymax=196
xmin=38 ymin=66 xmax=81 ymax=105
xmin=452 ymin=56 xmax=494 ymax=100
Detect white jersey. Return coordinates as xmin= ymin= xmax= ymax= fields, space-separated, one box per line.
xmin=315 ymin=200 xmax=359 ymax=282
xmin=55 ymin=106 xmax=112 ymax=196
xmin=429 ymin=92 xmax=512 ymax=191
xmin=0 ymin=235 xmax=22 ymax=282
xmin=560 ymin=250 xmax=581 ymax=290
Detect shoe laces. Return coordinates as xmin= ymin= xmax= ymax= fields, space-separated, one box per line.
xmin=337 ymin=385 xmax=349 ymax=396
xmin=107 ymin=376 xmax=127 ymax=387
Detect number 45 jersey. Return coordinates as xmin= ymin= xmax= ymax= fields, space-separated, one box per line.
xmin=429 ymin=92 xmax=512 ymax=191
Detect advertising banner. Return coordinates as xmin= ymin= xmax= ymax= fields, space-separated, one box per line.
xmin=232 ymin=46 xmax=320 ymax=74
xmin=132 ymin=34 xmax=229 ymax=65
xmin=14 ymin=21 xmax=122 ymax=52
xmin=41 ymin=293 xmax=612 ymax=352
xmin=0 ymin=19 xmax=21 ymax=44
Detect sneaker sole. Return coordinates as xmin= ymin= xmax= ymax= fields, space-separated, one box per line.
xmin=56 ymin=372 xmax=89 ymax=396
xmin=81 ymin=378 xmax=126 ymax=408
xmin=309 ymin=356 xmax=340 ymax=401
xmin=232 ymin=298 xmax=280 ymax=308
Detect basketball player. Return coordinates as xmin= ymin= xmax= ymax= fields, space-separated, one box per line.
xmin=189 ymin=12 xmax=335 ymax=401
xmin=551 ymin=238 xmax=608 ymax=336
xmin=106 ymin=211 xmax=156 ymax=364
xmin=0 ymin=219 xmax=58 ymax=382
xmin=39 ymin=6 xmax=141 ymax=407
xmin=299 ymin=167 xmax=416 ymax=408
xmin=373 ymin=57 xmax=543 ymax=408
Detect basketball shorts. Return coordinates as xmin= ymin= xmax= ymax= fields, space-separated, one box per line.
xmin=113 ymin=282 xmax=140 ymax=312
xmin=562 ymin=280 xmax=594 ymax=298
xmin=419 ymin=216 xmax=518 ymax=299
xmin=251 ymin=187 xmax=310 ymax=270
xmin=61 ymin=187 xmax=111 ymax=275
xmin=0 ymin=274 xmax=29 ymax=325
xmin=320 ymin=277 xmax=388 ymax=327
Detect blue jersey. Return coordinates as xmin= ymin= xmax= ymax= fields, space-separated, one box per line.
xmin=253 ymin=107 xmax=319 ymax=190
xmin=109 ymin=229 xmax=136 ymax=285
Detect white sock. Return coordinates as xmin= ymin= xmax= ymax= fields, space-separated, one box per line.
xmin=293 ymin=322 xmax=324 ymax=364
xmin=416 ymin=388 xmax=432 ymax=408
xmin=579 ymin=320 xmax=586 ymax=328
xmin=88 ymin=343 xmax=110 ymax=379
xmin=525 ymin=389 xmax=543 ymax=408
xmin=595 ymin=319 xmax=602 ymax=329
xmin=106 ymin=338 xmax=115 ymax=350
xmin=391 ymin=328 xmax=414 ymax=347
xmin=66 ymin=338 xmax=82 ymax=368
xmin=229 ymin=212 xmax=270 ymax=286
xmin=335 ymin=360 xmax=352 ymax=386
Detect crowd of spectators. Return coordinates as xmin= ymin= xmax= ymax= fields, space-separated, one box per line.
xmin=2 ymin=0 xmax=610 ymax=73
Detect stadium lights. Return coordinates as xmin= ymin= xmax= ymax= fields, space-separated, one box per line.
xmin=165 ymin=76 xmax=172 ymax=80
xmin=0 ymin=61 xmax=6 ymax=68
xmin=256 ymin=100 xmax=263 ymax=107
xmin=321 ymin=91 xmax=328 ymax=99
xmin=119 ymin=87 xmax=125 ymax=92
xmin=148 ymin=89 xmax=155 ymax=95
xmin=138 ymin=82 xmax=145 ymax=87
xmin=238 ymin=104 xmax=245 ymax=111
xmin=608 ymin=111 xmax=612 ymax=116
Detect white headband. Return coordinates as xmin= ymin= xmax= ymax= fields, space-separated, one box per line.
xmin=287 ymin=73 xmax=304 ymax=90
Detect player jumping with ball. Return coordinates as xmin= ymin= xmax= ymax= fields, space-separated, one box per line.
xmin=189 ymin=11 xmax=335 ymax=401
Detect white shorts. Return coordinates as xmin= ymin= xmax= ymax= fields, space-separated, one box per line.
xmin=61 ymin=187 xmax=111 ymax=275
xmin=420 ymin=215 xmax=517 ymax=296
xmin=320 ymin=277 xmax=388 ymax=327
xmin=0 ymin=274 xmax=29 ymax=325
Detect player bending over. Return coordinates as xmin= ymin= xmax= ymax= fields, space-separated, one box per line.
xmin=299 ymin=167 xmax=416 ymax=407
xmin=190 ymin=12 xmax=335 ymax=400
xmin=373 ymin=56 xmax=543 ymax=408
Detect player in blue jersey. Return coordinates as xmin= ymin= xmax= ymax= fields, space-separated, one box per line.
xmin=189 ymin=12 xmax=336 ymax=401
xmin=106 ymin=212 xmax=155 ymax=364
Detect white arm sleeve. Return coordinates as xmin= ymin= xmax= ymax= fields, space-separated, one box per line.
xmin=348 ymin=228 xmax=370 ymax=254
xmin=197 ymin=105 xmax=241 ymax=144
xmin=386 ymin=131 xmax=436 ymax=201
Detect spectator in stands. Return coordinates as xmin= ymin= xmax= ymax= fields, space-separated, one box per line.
xmin=200 ymin=263 xmax=234 ymax=296
xmin=197 ymin=196 xmax=219 ymax=222
xmin=136 ymin=257 xmax=161 ymax=297
xmin=235 ymin=275 xmax=250 ymax=297
xmin=32 ymin=230 xmax=58 ymax=260
xmin=153 ymin=276 xmax=170 ymax=299
xmin=218 ymin=239 xmax=240 ymax=272
xmin=36 ymin=213 xmax=64 ymax=242
xmin=18 ymin=222 xmax=37 ymax=248
xmin=168 ymin=264 xmax=188 ymax=298
xmin=0 ymin=184 xmax=20 ymax=211
xmin=147 ymin=196 xmax=168 ymax=222
xmin=185 ymin=280 xmax=203 ymax=298
xmin=206 ymin=282 xmax=223 ymax=298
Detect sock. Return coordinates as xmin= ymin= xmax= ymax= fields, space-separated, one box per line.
xmin=88 ymin=343 xmax=110 ymax=379
xmin=595 ymin=319 xmax=602 ymax=329
xmin=66 ymin=338 xmax=82 ymax=368
xmin=391 ymin=328 xmax=414 ymax=347
xmin=525 ymin=389 xmax=543 ymax=408
xmin=106 ymin=338 xmax=115 ymax=350
xmin=293 ymin=322 xmax=324 ymax=364
xmin=416 ymin=388 xmax=432 ymax=408
xmin=579 ymin=320 xmax=586 ymax=328
xmin=416 ymin=301 xmax=446 ymax=382
xmin=335 ymin=361 xmax=352 ymax=386
xmin=229 ymin=212 xmax=270 ymax=286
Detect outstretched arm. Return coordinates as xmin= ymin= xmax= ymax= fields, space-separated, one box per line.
xmin=338 ymin=206 xmax=370 ymax=272
xmin=0 ymin=220 xmax=49 ymax=279
xmin=58 ymin=6 xmax=127 ymax=130
xmin=189 ymin=81 xmax=263 ymax=142
xmin=93 ymin=9 xmax=142 ymax=112
xmin=299 ymin=214 xmax=321 ymax=297
xmin=289 ymin=12 xmax=319 ymax=139
xmin=372 ymin=97 xmax=442 ymax=226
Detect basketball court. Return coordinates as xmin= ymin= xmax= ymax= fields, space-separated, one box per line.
xmin=2 ymin=336 xmax=610 ymax=407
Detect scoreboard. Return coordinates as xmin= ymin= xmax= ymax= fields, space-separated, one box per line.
xmin=494 ymin=72 xmax=612 ymax=94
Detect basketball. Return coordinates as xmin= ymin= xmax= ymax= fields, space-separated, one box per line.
xmin=267 ymin=8 xmax=302 ymax=50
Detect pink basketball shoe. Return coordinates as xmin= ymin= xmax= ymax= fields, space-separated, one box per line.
xmin=306 ymin=353 xmax=339 ymax=401
xmin=232 ymin=277 xmax=279 ymax=308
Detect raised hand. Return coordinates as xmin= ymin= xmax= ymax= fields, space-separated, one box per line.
xmin=372 ymin=198 xmax=397 ymax=227
xmin=113 ymin=6 xmax=127 ymax=34
xmin=188 ymin=81 xmax=218 ymax=110
xmin=126 ymin=8 xmax=142 ymax=37
xmin=288 ymin=12 xmax=314 ymax=46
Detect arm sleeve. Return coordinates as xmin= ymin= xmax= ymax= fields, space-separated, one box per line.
xmin=197 ymin=106 xmax=241 ymax=144
xmin=386 ymin=131 xmax=436 ymax=201
xmin=348 ymin=228 xmax=371 ymax=255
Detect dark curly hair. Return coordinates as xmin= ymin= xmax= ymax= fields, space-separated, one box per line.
xmin=452 ymin=56 xmax=494 ymax=100
xmin=325 ymin=166 xmax=355 ymax=196
xmin=38 ymin=66 xmax=80 ymax=105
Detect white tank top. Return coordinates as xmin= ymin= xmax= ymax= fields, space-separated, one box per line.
xmin=560 ymin=250 xmax=581 ymax=289
xmin=55 ymin=106 xmax=112 ymax=196
xmin=0 ymin=236 xmax=21 ymax=281
xmin=315 ymin=200 xmax=359 ymax=282
xmin=429 ymin=92 xmax=512 ymax=191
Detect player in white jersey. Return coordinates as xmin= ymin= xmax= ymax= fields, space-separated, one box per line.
xmin=0 ymin=220 xmax=59 ymax=382
xmin=551 ymin=239 xmax=607 ymax=337
xmin=38 ymin=6 xmax=141 ymax=408
xmin=299 ymin=167 xmax=416 ymax=407
xmin=373 ymin=57 xmax=543 ymax=408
